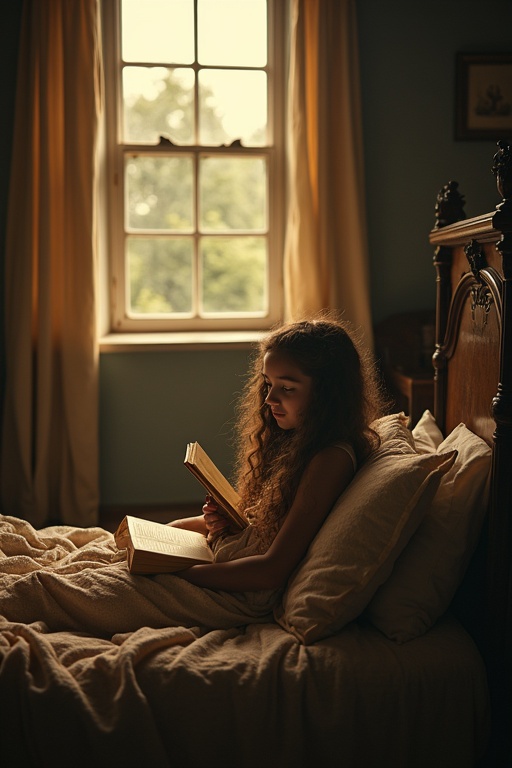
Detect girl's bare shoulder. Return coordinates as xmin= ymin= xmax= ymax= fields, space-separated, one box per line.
xmin=302 ymin=444 xmax=355 ymax=492
xmin=309 ymin=443 xmax=356 ymax=471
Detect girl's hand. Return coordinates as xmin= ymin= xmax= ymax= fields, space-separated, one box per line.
xmin=203 ymin=495 xmax=232 ymax=544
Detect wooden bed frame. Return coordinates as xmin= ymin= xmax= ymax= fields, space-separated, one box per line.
xmin=429 ymin=140 xmax=512 ymax=765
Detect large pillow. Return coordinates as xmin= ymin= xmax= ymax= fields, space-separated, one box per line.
xmin=365 ymin=411 xmax=491 ymax=642
xmin=273 ymin=419 xmax=457 ymax=644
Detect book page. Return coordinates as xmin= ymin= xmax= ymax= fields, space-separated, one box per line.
xmin=127 ymin=517 xmax=213 ymax=561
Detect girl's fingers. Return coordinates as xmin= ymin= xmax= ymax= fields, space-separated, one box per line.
xmin=205 ymin=518 xmax=228 ymax=531
xmin=209 ymin=522 xmax=228 ymax=533
xmin=204 ymin=509 xmax=230 ymax=535
xmin=204 ymin=512 xmax=222 ymax=523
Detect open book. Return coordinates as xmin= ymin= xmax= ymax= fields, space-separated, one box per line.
xmin=184 ymin=442 xmax=248 ymax=530
xmin=115 ymin=444 xmax=247 ymax=573
xmin=114 ymin=515 xmax=214 ymax=574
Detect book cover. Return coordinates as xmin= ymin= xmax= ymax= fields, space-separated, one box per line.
xmin=184 ymin=442 xmax=248 ymax=530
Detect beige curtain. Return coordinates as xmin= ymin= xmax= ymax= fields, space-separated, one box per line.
xmin=284 ymin=0 xmax=373 ymax=346
xmin=1 ymin=0 xmax=102 ymax=527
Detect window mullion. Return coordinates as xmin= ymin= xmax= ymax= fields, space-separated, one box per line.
xmin=194 ymin=152 xmax=200 ymax=318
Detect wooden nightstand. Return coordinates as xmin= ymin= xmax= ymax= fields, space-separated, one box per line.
xmin=374 ymin=310 xmax=435 ymax=426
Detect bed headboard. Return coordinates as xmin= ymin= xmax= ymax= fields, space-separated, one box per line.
xmin=429 ymin=141 xmax=512 ymax=763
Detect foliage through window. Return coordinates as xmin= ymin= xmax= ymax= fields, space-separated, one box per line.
xmin=102 ymin=0 xmax=285 ymax=333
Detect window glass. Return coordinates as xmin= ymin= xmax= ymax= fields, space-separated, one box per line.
xmin=201 ymin=236 xmax=267 ymax=314
xmin=199 ymin=156 xmax=267 ymax=231
xmin=197 ymin=0 xmax=267 ymax=67
xmin=123 ymin=67 xmax=195 ymax=144
xmin=198 ymin=70 xmax=267 ymax=146
xmin=128 ymin=236 xmax=194 ymax=315
xmin=125 ymin=156 xmax=194 ymax=230
xmin=121 ymin=0 xmax=195 ymax=64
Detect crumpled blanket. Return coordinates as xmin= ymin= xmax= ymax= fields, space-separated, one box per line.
xmin=0 ymin=514 xmax=281 ymax=768
xmin=0 ymin=515 xmax=491 ymax=768
xmin=0 ymin=515 xmax=277 ymax=635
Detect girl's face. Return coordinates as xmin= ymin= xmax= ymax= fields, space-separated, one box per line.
xmin=262 ymin=350 xmax=313 ymax=430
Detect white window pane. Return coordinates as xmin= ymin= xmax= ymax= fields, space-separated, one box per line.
xmin=200 ymin=156 xmax=267 ymax=231
xmin=127 ymin=236 xmax=194 ymax=314
xmin=200 ymin=236 xmax=267 ymax=313
xmin=125 ymin=156 xmax=194 ymax=230
xmin=121 ymin=0 xmax=194 ymax=64
xmin=199 ymin=70 xmax=267 ymax=146
xmin=123 ymin=67 xmax=195 ymax=144
xmin=198 ymin=0 xmax=267 ymax=67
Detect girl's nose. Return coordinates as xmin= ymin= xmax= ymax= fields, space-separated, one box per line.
xmin=265 ymin=386 xmax=279 ymax=405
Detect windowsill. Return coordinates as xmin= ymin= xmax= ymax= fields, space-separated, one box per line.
xmin=99 ymin=330 xmax=268 ymax=352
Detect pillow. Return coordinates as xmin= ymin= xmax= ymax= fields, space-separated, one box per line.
xmin=372 ymin=411 xmax=416 ymax=454
xmin=412 ymin=409 xmax=443 ymax=453
xmin=366 ymin=414 xmax=491 ymax=642
xmin=273 ymin=427 xmax=457 ymax=644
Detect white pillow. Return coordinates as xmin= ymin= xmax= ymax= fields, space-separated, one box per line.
xmin=273 ymin=423 xmax=457 ymax=644
xmin=366 ymin=414 xmax=491 ymax=642
xmin=412 ymin=409 xmax=443 ymax=453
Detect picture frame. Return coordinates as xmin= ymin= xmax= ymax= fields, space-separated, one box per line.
xmin=455 ymin=52 xmax=512 ymax=141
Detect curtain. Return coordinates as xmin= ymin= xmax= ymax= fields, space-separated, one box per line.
xmin=284 ymin=0 xmax=373 ymax=346
xmin=1 ymin=0 xmax=102 ymax=527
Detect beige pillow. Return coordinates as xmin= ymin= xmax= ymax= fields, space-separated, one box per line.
xmin=366 ymin=416 xmax=491 ymax=642
xmin=372 ymin=411 xmax=416 ymax=453
xmin=273 ymin=435 xmax=457 ymax=644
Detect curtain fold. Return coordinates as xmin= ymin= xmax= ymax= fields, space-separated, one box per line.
xmin=1 ymin=0 xmax=102 ymax=526
xmin=284 ymin=0 xmax=373 ymax=347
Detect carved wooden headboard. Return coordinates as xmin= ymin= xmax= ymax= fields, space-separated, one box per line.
xmin=429 ymin=141 xmax=512 ymax=764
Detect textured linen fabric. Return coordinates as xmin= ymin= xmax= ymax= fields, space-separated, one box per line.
xmin=366 ymin=413 xmax=491 ymax=642
xmin=274 ymin=439 xmax=456 ymax=644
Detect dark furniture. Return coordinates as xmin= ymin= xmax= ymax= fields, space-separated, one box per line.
xmin=375 ymin=309 xmax=435 ymax=425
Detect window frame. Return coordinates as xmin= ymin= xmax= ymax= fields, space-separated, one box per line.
xmin=101 ymin=0 xmax=286 ymax=335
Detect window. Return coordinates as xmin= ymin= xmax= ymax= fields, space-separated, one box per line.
xmin=102 ymin=0 xmax=286 ymax=335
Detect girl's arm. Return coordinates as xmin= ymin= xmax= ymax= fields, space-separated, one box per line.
xmin=168 ymin=515 xmax=207 ymax=535
xmin=176 ymin=445 xmax=355 ymax=592
xmin=168 ymin=497 xmax=237 ymax=540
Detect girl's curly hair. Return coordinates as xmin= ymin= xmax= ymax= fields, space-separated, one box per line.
xmin=232 ymin=314 xmax=388 ymax=543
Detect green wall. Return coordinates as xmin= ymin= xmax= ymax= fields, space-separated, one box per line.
xmin=99 ymin=347 xmax=253 ymax=505
xmin=358 ymin=0 xmax=511 ymax=322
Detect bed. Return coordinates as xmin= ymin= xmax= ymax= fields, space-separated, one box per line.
xmin=1 ymin=143 xmax=511 ymax=768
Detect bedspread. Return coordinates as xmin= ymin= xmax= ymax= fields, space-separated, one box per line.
xmin=0 ymin=515 xmax=490 ymax=768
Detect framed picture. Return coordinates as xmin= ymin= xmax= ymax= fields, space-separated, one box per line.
xmin=455 ymin=52 xmax=512 ymax=140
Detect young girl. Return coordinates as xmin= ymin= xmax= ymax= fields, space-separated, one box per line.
xmin=170 ymin=315 xmax=386 ymax=592
xmin=0 ymin=315 xmax=386 ymax=634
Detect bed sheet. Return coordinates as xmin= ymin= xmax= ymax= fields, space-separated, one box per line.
xmin=0 ymin=516 xmax=490 ymax=768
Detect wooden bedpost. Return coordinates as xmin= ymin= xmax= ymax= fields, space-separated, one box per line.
xmin=432 ymin=181 xmax=466 ymax=433
xmin=489 ymin=140 xmax=512 ymax=762
xmin=429 ymin=159 xmax=512 ymax=761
